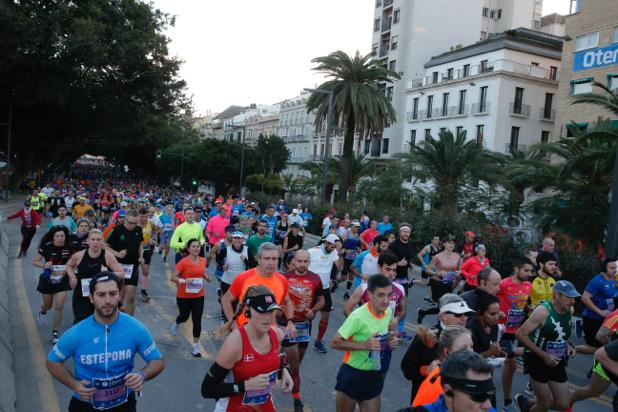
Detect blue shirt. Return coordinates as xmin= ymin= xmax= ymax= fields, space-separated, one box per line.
xmin=260 ymin=214 xmax=279 ymax=242
xmin=48 ymin=313 xmax=162 ymax=402
xmin=159 ymin=213 xmax=174 ymax=233
xmin=377 ymin=222 xmax=393 ymax=235
xmin=583 ymin=273 xmax=616 ymax=319
xmin=420 ymin=395 xmax=497 ymax=412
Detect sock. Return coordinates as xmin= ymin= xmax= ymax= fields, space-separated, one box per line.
xmin=317 ymin=317 xmax=328 ymax=342
xmin=141 ymin=275 xmax=149 ymax=290
xmin=291 ymin=373 xmax=301 ymax=397
xmin=346 ymin=281 xmax=352 ymax=291
xmin=398 ymin=319 xmax=405 ymax=333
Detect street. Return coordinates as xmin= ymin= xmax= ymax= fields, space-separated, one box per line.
xmin=0 ymin=210 xmax=613 ymax=412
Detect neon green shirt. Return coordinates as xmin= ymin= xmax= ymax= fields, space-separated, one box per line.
xmin=170 ymin=222 xmax=204 ymax=252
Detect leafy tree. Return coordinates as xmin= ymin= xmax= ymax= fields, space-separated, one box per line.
xmin=307 ymin=51 xmax=399 ymax=202
xmin=254 ymin=134 xmax=290 ymax=176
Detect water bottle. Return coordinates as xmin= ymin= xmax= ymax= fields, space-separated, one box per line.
xmin=42 ymin=267 xmax=52 ymax=280
xmin=370 ymin=337 xmax=381 ymax=371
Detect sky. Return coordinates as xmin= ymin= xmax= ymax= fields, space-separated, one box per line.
xmin=151 ymin=0 xmax=572 ymax=116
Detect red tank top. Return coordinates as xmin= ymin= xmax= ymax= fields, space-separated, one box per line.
xmin=228 ymin=326 xmax=280 ymax=411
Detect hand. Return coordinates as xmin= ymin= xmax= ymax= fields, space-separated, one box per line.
xmin=43 ymin=262 xmax=53 ymax=269
xmin=244 ymin=373 xmax=271 ymax=391
xmin=599 ymin=310 xmax=611 ymax=318
xmin=117 ymin=250 xmax=127 ymax=259
xmin=388 ymin=331 xmax=399 ymax=350
xmin=73 ymin=379 xmax=96 ymax=401
xmin=487 ymin=342 xmax=503 ymax=357
xmin=542 ymin=352 xmax=560 ymax=367
xmin=138 ymin=258 xmax=145 ymax=265
xmin=36 ymin=225 xmax=40 ymax=229
xmin=222 ymin=264 xmax=229 ymax=271
xmin=366 ymin=336 xmax=381 ymax=351
xmin=204 ymin=275 xmax=212 ymax=283
xmin=389 ymin=316 xmax=400 ymax=330
xmin=124 ymin=372 xmax=145 ymax=392
xmin=279 ymin=369 xmax=293 ymax=394
xmin=285 ymin=322 xmax=298 ymax=339
xmin=69 ymin=277 xmax=77 ymax=289
xmin=568 ymin=345 xmax=576 ymax=358
xmin=427 ymin=359 xmax=441 ymax=374
xmin=305 ymin=309 xmax=315 ymax=320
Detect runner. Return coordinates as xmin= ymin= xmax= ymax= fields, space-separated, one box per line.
xmin=169 ymin=207 xmax=205 ymax=264
xmin=247 ymin=220 xmax=272 ymax=268
xmin=210 ymin=225 xmax=235 ymax=283
xmin=308 ymin=233 xmax=343 ymax=354
xmin=275 ymin=212 xmax=290 ymax=253
xmin=70 ymin=218 xmax=91 ymax=252
xmin=496 ymin=257 xmax=533 ymax=412
xmin=170 ymin=238 xmax=212 ymax=357
xmin=98 ymin=188 xmax=114 ymax=225
xmin=529 ymin=251 xmax=561 ymax=308
xmin=350 ymin=235 xmax=390 ymax=289
xmin=104 ymin=209 xmax=144 ymax=316
xmin=138 ymin=207 xmax=158 ymax=302
xmin=261 ymin=206 xmax=279 ymax=242
xmin=201 ymin=285 xmax=294 ymax=411
xmin=48 ymin=205 xmax=77 ymax=232
xmin=359 ymin=220 xmax=379 ymax=250
xmin=66 ymin=229 xmax=124 ymax=324
xmin=32 ymin=226 xmax=74 ymax=343
xmin=457 ymin=231 xmax=476 ymax=261
xmin=377 ymin=215 xmax=393 ymax=235
xmin=158 ymin=205 xmax=175 ymax=263
xmin=282 ymin=223 xmax=304 ymax=269
xmin=514 ymin=280 xmax=579 ymax=412
xmin=416 ymin=235 xmax=443 ymax=300
xmin=46 ymin=272 xmax=165 ymax=412
xmin=331 ymin=274 xmax=399 ymax=412
xmin=388 ymin=223 xmax=414 ymax=340
xmin=206 ymin=205 xmax=229 ymax=248
xmin=341 ymin=220 xmax=361 ymax=300
xmin=72 ymin=196 xmax=94 ymax=221
xmin=6 ymin=199 xmax=41 ymax=258
xmin=217 ymin=230 xmax=248 ymax=319
xmin=283 ymin=250 xmax=325 ymax=412
xmin=426 ymin=235 xmax=462 ymax=310
xmin=460 ymin=244 xmax=490 ymax=292
xmin=49 ymin=189 xmax=66 ymax=218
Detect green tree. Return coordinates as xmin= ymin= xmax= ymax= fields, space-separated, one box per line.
xmin=306 ymin=51 xmax=400 ymax=202
xmin=254 ymin=134 xmax=290 ymax=176
xmin=331 ymin=153 xmax=373 ymax=194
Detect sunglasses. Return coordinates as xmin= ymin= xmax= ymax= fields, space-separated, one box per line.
xmin=463 ymin=390 xmax=495 ymax=403
xmin=445 ymin=312 xmax=468 ymax=318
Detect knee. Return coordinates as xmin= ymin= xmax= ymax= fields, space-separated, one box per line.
xmin=553 ymin=397 xmax=570 ymax=410
xmin=54 ymin=300 xmax=65 ymax=311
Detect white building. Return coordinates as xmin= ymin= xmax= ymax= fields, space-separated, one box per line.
xmin=371 ymin=0 xmax=544 ymax=157
xmin=404 ymin=28 xmax=562 ymax=154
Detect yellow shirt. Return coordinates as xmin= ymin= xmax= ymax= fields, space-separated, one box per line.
xmin=530 ymin=274 xmax=556 ymax=307
xmin=72 ymin=203 xmax=93 ymax=220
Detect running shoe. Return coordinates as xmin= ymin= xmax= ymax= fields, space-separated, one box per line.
xmin=575 ymin=319 xmax=583 ymax=338
xmin=191 ymin=344 xmax=201 ymax=358
xmin=293 ymin=399 xmax=304 ymax=412
xmin=515 ymin=394 xmax=530 ymax=412
xmin=502 ymin=402 xmax=518 ymax=412
xmin=140 ymin=290 xmax=151 ymax=302
xmin=524 ymin=381 xmax=534 ymax=397
xmin=398 ymin=332 xmax=413 ymax=341
xmin=417 ymin=308 xmax=424 ymax=324
xmin=313 ymin=341 xmax=327 ymax=354
xmin=51 ymin=330 xmax=60 ymax=344
xmin=423 ymin=296 xmax=434 ymax=304
xmin=170 ymin=323 xmax=178 ymax=336
xmin=343 ymin=292 xmax=350 ymax=300
xmin=36 ymin=311 xmax=46 ymax=326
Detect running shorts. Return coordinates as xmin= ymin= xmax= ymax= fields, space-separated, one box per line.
xmin=523 ymin=352 xmax=567 ymax=383
xmin=335 ymin=363 xmax=386 ymax=402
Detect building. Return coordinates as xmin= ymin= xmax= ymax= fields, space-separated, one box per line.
xmin=540 ymin=13 xmax=566 ymax=37
xmin=405 ymin=28 xmax=562 ymax=154
xmin=211 ymin=104 xmax=280 ymax=146
xmin=554 ymin=0 xmax=618 ymax=139
xmin=211 ymin=105 xmax=244 ymax=140
xmin=277 ymin=92 xmax=315 ymax=176
xmin=192 ymin=115 xmax=215 ymax=140
xmin=245 ymin=113 xmax=279 ymax=147
xmin=371 ymin=0 xmax=544 ymax=157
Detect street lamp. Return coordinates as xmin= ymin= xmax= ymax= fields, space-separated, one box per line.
xmin=304 ymin=88 xmax=334 ymax=204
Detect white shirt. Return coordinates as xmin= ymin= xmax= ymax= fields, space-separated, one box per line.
xmin=222 ymin=245 xmax=248 ymax=284
xmin=308 ymin=246 xmax=339 ymax=288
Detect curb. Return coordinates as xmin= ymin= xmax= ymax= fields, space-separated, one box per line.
xmin=0 ymin=214 xmax=17 ymax=412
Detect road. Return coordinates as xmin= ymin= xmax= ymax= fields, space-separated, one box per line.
xmin=1 ymin=205 xmax=614 ymax=412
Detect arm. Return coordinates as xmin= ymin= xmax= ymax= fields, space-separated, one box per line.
xmin=282 ymin=237 xmax=290 ymax=254
xmin=596 ymin=345 xmax=618 ymax=377
xmin=596 ymin=326 xmax=614 ymax=345
xmin=343 ymin=286 xmax=363 ymax=317
xmin=359 ymin=233 xmax=370 ymax=250
xmin=65 ymin=252 xmax=82 ymax=288
xmin=515 ymin=305 xmax=556 ymax=364
xmin=46 ymin=361 xmax=95 ymax=401
xmin=208 ymin=241 xmax=220 ymax=262
xmin=417 ymin=246 xmax=429 ymax=266
xmin=169 ymin=227 xmax=184 ymax=252
xmin=331 ymin=331 xmax=376 ymax=351
xmin=221 ymin=289 xmax=237 ymax=324
xmin=582 ymin=290 xmax=610 ymax=318
xmin=33 ymin=252 xmax=50 ymax=269
xmin=5 ymin=210 xmax=22 ymax=220
xmin=104 ymin=253 xmax=125 ymax=280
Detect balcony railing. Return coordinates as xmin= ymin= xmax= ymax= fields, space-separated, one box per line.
xmin=505 ymin=143 xmax=528 ymax=153
xmin=407 ymin=111 xmax=420 ymax=122
xmin=379 ymin=47 xmax=389 ymax=57
xmin=472 ymin=102 xmax=491 ymax=114
xmin=540 ymin=107 xmax=556 ymax=122
xmin=383 ymin=0 xmax=393 ymax=7
xmin=509 ymin=103 xmax=531 ymax=117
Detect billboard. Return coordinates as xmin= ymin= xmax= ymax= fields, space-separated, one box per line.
xmin=573 ymin=43 xmax=618 ymax=71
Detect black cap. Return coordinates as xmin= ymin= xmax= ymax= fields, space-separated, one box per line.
xmin=245 ymin=294 xmax=281 ymax=313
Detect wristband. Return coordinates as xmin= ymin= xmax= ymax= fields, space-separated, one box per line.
xmin=138 ymin=370 xmax=147 ymax=382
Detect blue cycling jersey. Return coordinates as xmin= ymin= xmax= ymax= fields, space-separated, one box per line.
xmin=48 ymin=313 xmax=162 ymax=404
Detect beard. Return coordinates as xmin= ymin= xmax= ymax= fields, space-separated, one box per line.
xmin=95 ymin=303 xmax=118 ymax=319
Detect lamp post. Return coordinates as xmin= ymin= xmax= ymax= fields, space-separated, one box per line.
xmin=0 ymin=99 xmax=13 ymax=201
xmin=304 ymin=88 xmax=334 ymax=204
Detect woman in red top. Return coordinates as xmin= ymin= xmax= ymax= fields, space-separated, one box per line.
xmin=171 ymin=238 xmax=212 ymax=357
xmin=460 ymin=244 xmax=490 ymax=291
xmin=6 ymin=199 xmax=41 ymax=257
xmin=359 ymin=220 xmax=379 ymax=250
xmin=202 ymin=285 xmax=293 ymax=411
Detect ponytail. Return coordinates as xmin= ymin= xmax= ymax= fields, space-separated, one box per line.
xmin=215 ymin=284 xmax=274 ymax=339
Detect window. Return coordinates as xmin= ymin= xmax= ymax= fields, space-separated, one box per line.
xmin=432 ymin=71 xmax=439 ymax=83
xmin=541 ymin=131 xmax=550 ymax=143
xmin=497 ymin=9 xmax=502 ymax=19
xmin=480 ymin=60 xmax=489 ymax=72
xmin=609 ymin=75 xmax=618 ymax=91
xmin=575 ymin=32 xmax=599 ymax=51
xmin=510 ymin=127 xmax=520 ymax=151
xmin=476 ymin=125 xmax=484 ymax=144
xmin=482 ymin=7 xmax=488 ymax=17
xmin=439 ymin=127 xmax=447 ymax=134
xmin=382 ymin=138 xmax=390 ymax=154
xmin=446 ymin=68 xmax=454 ymax=80
xmin=425 ymin=129 xmax=431 ymax=139
xmin=389 ymin=60 xmax=396 ymax=71
xmin=480 ymin=31 xmax=487 ymax=40
xmin=426 ymin=95 xmax=434 ymax=118
xmin=375 ymin=0 xmax=381 ymax=7
xmin=463 ymin=64 xmax=470 ymax=77
xmin=543 ymin=93 xmax=554 ymax=118
xmin=394 ymin=9 xmax=401 ymax=24
xmin=458 ymin=89 xmax=467 ymax=114
xmin=386 ymin=86 xmax=394 ymax=101
xmin=372 ymin=44 xmax=378 ymax=56
xmin=374 ymin=18 xmax=381 ymax=32
xmin=412 ymin=97 xmax=419 ymax=119
xmin=441 ymin=93 xmax=449 ymax=116
xmin=490 ymin=9 xmax=495 ymax=18
xmin=531 ymin=62 xmax=539 ymax=67
xmin=479 ymin=86 xmax=488 ymax=112
xmin=570 ymin=78 xmax=593 ymax=95
xmin=513 ymin=87 xmax=524 ymax=114
xmin=456 ymin=126 xmax=464 ymax=136
xmin=549 ymin=66 xmax=558 ymax=80
xmin=409 ymin=130 xmax=417 ymax=149
xmin=391 ymin=40 xmax=398 ymax=50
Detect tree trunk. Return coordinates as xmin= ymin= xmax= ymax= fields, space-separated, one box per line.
xmin=338 ymin=114 xmax=355 ymax=203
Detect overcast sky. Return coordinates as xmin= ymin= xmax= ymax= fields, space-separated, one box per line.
xmin=151 ymin=0 xmax=572 ymax=116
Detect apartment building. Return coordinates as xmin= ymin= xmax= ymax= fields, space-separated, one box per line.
xmin=405 ymin=28 xmax=562 ymax=153
xmin=371 ymin=0 xmax=544 ymax=157
xmin=554 ymin=0 xmax=618 ymax=138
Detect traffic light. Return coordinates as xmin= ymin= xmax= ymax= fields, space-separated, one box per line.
xmin=156 ymin=149 xmax=161 ymax=159
xmin=192 ymin=179 xmax=198 ymax=187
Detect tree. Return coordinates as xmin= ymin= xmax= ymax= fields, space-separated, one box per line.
xmin=332 ymin=153 xmax=373 ymax=194
xmin=254 ymin=134 xmax=290 ymax=176
xmin=306 ymin=51 xmax=400 ymax=202
xmin=299 ymin=159 xmax=338 ymax=197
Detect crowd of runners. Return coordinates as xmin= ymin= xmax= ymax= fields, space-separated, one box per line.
xmin=4 ymin=169 xmax=618 ymax=412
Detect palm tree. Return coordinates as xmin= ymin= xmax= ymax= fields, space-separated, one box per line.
xmin=571 ymin=81 xmax=618 ymax=115
xmin=331 ymin=153 xmax=374 ymax=194
xmin=397 ymin=129 xmax=498 ymax=211
xmin=307 ymin=50 xmax=400 ymax=202
xmin=299 ymin=159 xmax=338 ymax=197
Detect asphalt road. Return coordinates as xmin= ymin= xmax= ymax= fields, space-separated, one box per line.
xmin=1 ymin=205 xmax=614 ymax=412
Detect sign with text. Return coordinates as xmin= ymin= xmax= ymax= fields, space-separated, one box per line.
xmin=573 ymin=43 xmax=618 ymax=71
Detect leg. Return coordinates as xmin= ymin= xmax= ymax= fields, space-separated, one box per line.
xmin=529 ymin=379 xmax=552 ymax=412
xmin=546 ymin=381 xmax=570 ymax=410
xmin=123 ymin=285 xmax=137 ymax=316
xmin=176 ymin=298 xmax=192 ymax=325
xmin=571 ymin=371 xmax=609 ymax=404
xmin=502 ymin=357 xmax=517 ymax=403
xmin=52 ymin=291 xmax=68 ymax=331
xmin=284 ymin=344 xmax=302 ymax=400
xmin=41 ymin=293 xmax=53 ymax=313
xmin=190 ymin=297 xmax=204 ymax=343
xmin=335 ymin=391 xmax=357 ymax=412
xmin=359 ymin=396 xmax=381 ymax=412
xmin=298 ymin=343 xmax=309 ymax=364
xmin=317 ymin=311 xmax=330 ymax=342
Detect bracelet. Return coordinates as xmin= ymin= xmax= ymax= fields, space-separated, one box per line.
xmin=138 ymin=370 xmax=147 ymax=382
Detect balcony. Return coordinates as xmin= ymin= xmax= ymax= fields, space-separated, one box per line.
xmin=472 ymin=102 xmax=491 ymax=115
xmin=379 ymin=46 xmax=389 ymax=58
xmin=381 ymin=17 xmax=392 ymax=32
xmin=505 ymin=143 xmax=528 ymax=153
xmin=383 ymin=0 xmax=393 ymax=8
xmin=407 ymin=111 xmax=420 ymax=122
xmin=540 ymin=107 xmax=555 ymax=122
xmin=509 ymin=103 xmax=530 ymax=118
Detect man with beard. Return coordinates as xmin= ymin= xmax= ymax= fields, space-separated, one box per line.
xmin=388 ymin=224 xmax=414 ymax=340
xmin=46 ymin=272 xmax=165 ymax=412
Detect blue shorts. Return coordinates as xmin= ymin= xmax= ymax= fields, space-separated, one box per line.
xmin=160 ymin=231 xmax=173 ymax=245
xmin=335 ymin=363 xmax=386 ymax=402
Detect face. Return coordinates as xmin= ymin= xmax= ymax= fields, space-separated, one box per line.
xmin=445 ymin=240 xmax=455 ymax=251
xmin=466 ymin=235 xmax=474 ymax=242
xmin=293 ymin=252 xmax=310 ymax=274
xmin=232 ymin=237 xmax=243 ymax=247
xmin=125 ymin=216 xmax=138 ymax=229
xmin=332 ymin=218 xmax=340 ymax=227
xmin=138 ymin=213 xmax=148 ymax=224
xmin=432 ymin=236 xmax=440 ymax=246
xmin=515 ymin=264 xmax=533 ymax=281
xmin=78 ymin=222 xmax=90 ymax=234
xmin=88 ymin=233 xmax=102 ymax=250
xmin=188 ymin=241 xmax=201 ymax=255
xmin=267 ymin=208 xmax=274 ymax=216
xmin=324 ymin=241 xmax=337 ymax=253
xmin=219 ymin=207 xmax=226 ymax=216
xmin=543 ymin=240 xmax=555 ymax=253
xmin=445 ymin=371 xmax=494 ymax=412
xmin=166 ymin=205 xmax=173 ymax=214
xmin=258 ymin=250 xmax=279 ymax=274
xmin=185 ymin=209 xmax=195 ymax=223
xmin=607 ymin=262 xmax=617 ymax=277
xmin=477 ymin=248 xmax=486 ymax=257
xmin=440 ymin=310 xmax=469 ymax=326
xmin=58 ymin=207 xmax=66 ymax=217
xmin=376 ymin=240 xmax=390 ymax=253
xmin=257 ymin=222 xmax=267 ymax=234
xmin=249 ymin=307 xmax=278 ymax=333
xmin=480 ymin=302 xmax=500 ymax=327
xmin=380 ymin=262 xmax=397 ymax=280
xmin=540 ymin=260 xmax=557 ymax=275
xmin=555 ymin=292 xmax=576 ymax=311
xmin=483 ymin=273 xmax=501 ymax=295
xmin=387 ymin=233 xmax=396 ymax=243
xmin=446 ymin=333 xmax=474 ymax=355
xmin=368 ymin=285 xmax=393 ymax=314
xmin=52 ymin=230 xmax=66 ymax=245
xmin=90 ymin=281 xmax=121 ymax=319
xmin=400 ymin=227 xmax=411 ymax=241
xmin=370 ymin=220 xmax=378 ymax=229
xmin=383 ymin=215 xmax=390 ymax=223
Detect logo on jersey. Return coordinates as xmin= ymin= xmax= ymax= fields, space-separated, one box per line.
xmin=93 ymin=337 xmax=99 ymax=344
xmin=244 ymin=354 xmax=254 ymax=362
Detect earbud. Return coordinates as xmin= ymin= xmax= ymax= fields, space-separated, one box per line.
xmin=245 ymin=309 xmax=251 ymax=318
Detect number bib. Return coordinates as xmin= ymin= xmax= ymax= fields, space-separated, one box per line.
xmin=607 ymin=298 xmax=615 ymax=312
xmin=367 ymin=333 xmax=392 ymax=372
xmin=506 ymin=309 xmax=525 ymax=329
xmin=442 ymin=271 xmax=456 ymax=284
xmin=546 ymin=341 xmax=566 ymax=359
xmin=288 ymin=321 xmax=310 ymax=343
xmin=163 ymin=223 xmax=173 ymax=232
xmin=81 ymin=278 xmax=92 ymax=297
xmin=185 ymin=278 xmax=203 ymax=294
xmin=91 ymin=372 xmax=128 ymax=410
xmin=242 ymin=370 xmax=277 ymax=406
xmin=120 ymin=264 xmax=134 ymax=280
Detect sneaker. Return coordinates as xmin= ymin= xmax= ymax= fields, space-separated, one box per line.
xmin=313 ymin=341 xmax=327 ymax=354
xmin=524 ymin=382 xmax=534 ymax=397
xmin=293 ymin=399 xmax=304 ymax=412
xmin=423 ymin=296 xmax=434 ymax=304
xmin=217 ymin=288 xmax=222 ymax=303
xmin=51 ymin=330 xmax=60 ymax=344
xmin=575 ymin=319 xmax=583 ymax=338
xmin=502 ymin=402 xmax=518 ymax=412
xmin=163 ymin=257 xmax=167 ymax=263
xmin=398 ymin=332 xmax=413 ymax=341
xmin=140 ymin=290 xmax=151 ymax=302
xmin=343 ymin=292 xmax=350 ymax=300
xmin=170 ymin=323 xmax=178 ymax=336
xmin=515 ymin=394 xmax=530 ymax=412
xmin=417 ymin=308 xmax=424 ymax=324
xmin=191 ymin=344 xmax=201 ymax=357
xmin=36 ymin=311 xmax=46 ymax=326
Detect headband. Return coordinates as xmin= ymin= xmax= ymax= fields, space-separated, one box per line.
xmin=441 ymin=375 xmax=495 ymax=395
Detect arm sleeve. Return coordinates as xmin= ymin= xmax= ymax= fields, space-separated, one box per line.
xmin=201 ymin=362 xmax=245 ymax=399
xmin=352 ymin=252 xmax=364 ymax=271
xmin=170 ymin=227 xmax=184 ymax=251
xmin=585 ymin=277 xmax=600 ymax=294
xmin=47 ymin=328 xmax=78 ymax=363
xmin=228 ymin=276 xmax=244 ymax=300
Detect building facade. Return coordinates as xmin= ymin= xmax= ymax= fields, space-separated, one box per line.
xmin=405 ymin=29 xmax=562 ymax=153
xmin=554 ymin=0 xmax=618 ymax=138
xmin=371 ymin=0 xmax=544 ymax=157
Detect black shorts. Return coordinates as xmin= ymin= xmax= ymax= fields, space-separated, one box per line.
xmin=523 ymin=352 xmax=568 ymax=383
xmin=321 ymin=288 xmax=333 ymax=312
xmin=69 ymin=392 xmax=136 ymax=412
xmin=143 ymin=249 xmax=153 ymax=266
xmin=583 ymin=316 xmax=604 ymax=347
xmin=37 ymin=275 xmax=71 ymax=295
xmin=335 ymin=363 xmax=386 ymax=402
xmin=122 ymin=264 xmax=140 ymax=287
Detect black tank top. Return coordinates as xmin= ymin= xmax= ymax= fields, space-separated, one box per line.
xmin=73 ymin=249 xmax=107 ymax=323
xmin=76 ymin=249 xmax=107 ymax=280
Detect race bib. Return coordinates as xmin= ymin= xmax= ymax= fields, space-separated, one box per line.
xmin=120 ymin=264 xmax=133 ymax=280
xmin=546 ymin=341 xmax=566 ymax=359
xmin=242 ymin=370 xmax=277 ymax=406
xmin=163 ymin=223 xmax=173 ymax=231
xmin=185 ymin=278 xmax=203 ymax=294
xmin=288 ymin=321 xmax=310 ymax=343
xmin=91 ymin=372 xmax=128 ymax=410
xmin=50 ymin=272 xmax=63 ymax=283
xmin=607 ymin=298 xmax=615 ymax=312
xmin=443 ymin=271 xmax=456 ymax=284
xmin=506 ymin=309 xmax=525 ymax=329
xmin=81 ymin=278 xmax=92 ymax=297
xmin=52 ymin=265 xmax=66 ymax=273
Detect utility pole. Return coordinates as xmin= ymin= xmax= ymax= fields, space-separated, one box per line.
xmin=0 ymin=99 xmax=13 ymax=201
xmin=239 ymin=124 xmax=246 ymax=198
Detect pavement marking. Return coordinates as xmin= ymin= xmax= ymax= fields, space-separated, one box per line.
xmin=13 ymin=257 xmax=62 ymax=412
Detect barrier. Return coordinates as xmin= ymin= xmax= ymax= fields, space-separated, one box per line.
xmin=0 ymin=213 xmax=17 ymax=412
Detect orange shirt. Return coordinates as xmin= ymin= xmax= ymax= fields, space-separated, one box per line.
xmin=103 ymin=223 xmax=116 ymax=241
xmin=229 ymin=268 xmax=288 ymax=326
xmin=175 ymin=256 xmax=207 ymax=298
xmin=412 ymin=367 xmax=442 ymax=407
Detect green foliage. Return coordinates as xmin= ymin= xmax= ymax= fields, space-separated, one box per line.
xmin=254 ymin=134 xmax=290 ymax=175
xmin=244 ymin=173 xmax=283 ymax=194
